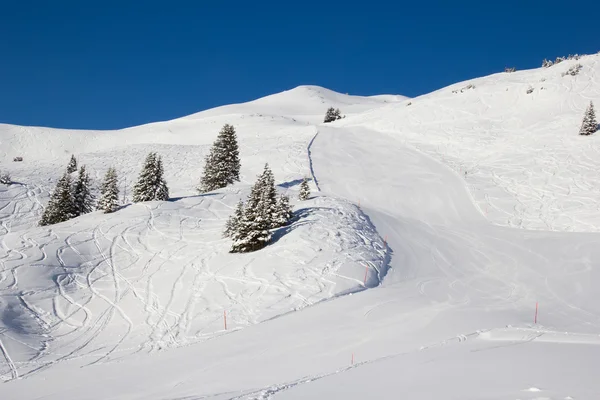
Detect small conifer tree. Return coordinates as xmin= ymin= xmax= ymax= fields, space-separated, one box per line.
xmin=0 ymin=172 xmax=11 ymax=185
xmin=273 ymin=194 xmax=293 ymax=228
xmin=198 ymin=124 xmax=241 ymax=193
xmin=298 ymin=178 xmax=310 ymax=201
xmin=223 ymin=200 xmax=244 ymax=238
xmin=324 ymin=107 xmax=343 ymax=123
xmin=73 ymin=165 xmax=95 ymax=216
xmin=67 ymin=155 xmax=78 ymax=174
xmin=98 ymin=167 xmax=120 ymax=213
xmin=132 ymin=152 xmax=169 ymax=202
xmin=40 ymin=172 xmax=76 ymax=226
xmin=579 ymin=101 xmax=598 ymax=136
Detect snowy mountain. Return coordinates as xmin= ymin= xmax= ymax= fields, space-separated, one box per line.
xmin=2 ymin=54 xmax=600 ymax=399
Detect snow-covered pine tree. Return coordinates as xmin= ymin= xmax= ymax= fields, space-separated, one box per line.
xmin=132 ymin=152 xmax=169 ymax=202
xmin=579 ymin=102 xmax=598 ymax=136
xmin=223 ymin=200 xmax=244 ymax=238
xmin=298 ymin=178 xmax=310 ymax=201
xmin=259 ymin=164 xmax=279 ymax=229
xmin=98 ymin=167 xmax=120 ymax=213
xmin=273 ymin=194 xmax=293 ymax=228
xmin=153 ymin=154 xmax=170 ymax=201
xmin=39 ymin=172 xmax=76 ymax=226
xmin=198 ymin=124 xmax=241 ymax=193
xmin=73 ymin=165 xmax=95 ymax=216
xmin=324 ymin=107 xmax=338 ymax=123
xmin=230 ymin=165 xmax=276 ymax=253
xmin=67 ymin=155 xmax=78 ymax=174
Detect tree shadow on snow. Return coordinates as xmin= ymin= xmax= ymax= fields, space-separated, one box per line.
xmin=278 ymin=178 xmax=311 ymax=189
xmin=269 ymin=207 xmax=336 ymax=245
xmin=169 ymin=193 xmax=222 ymax=202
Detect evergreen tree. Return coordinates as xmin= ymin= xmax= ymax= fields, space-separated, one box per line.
xmin=298 ymin=178 xmax=310 ymax=201
xmin=67 ymin=155 xmax=78 ymax=174
xmin=230 ymin=165 xmax=275 ymax=253
xmin=223 ymin=200 xmax=244 ymax=238
xmin=98 ymin=167 xmax=120 ymax=213
xmin=579 ymin=101 xmax=598 ymax=136
xmin=323 ymin=107 xmax=343 ymax=123
xmin=153 ymin=155 xmax=170 ymax=201
xmin=39 ymin=172 xmax=76 ymax=226
xmin=260 ymin=164 xmax=278 ymax=229
xmin=73 ymin=165 xmax=95 ymax=216
xmin=273 ymin=194 xmax=293 ymax=228
xmin=132 ymin=152 xmax=169 ymax=202
xmin=198 ymin=124 xmax=241 ymax=193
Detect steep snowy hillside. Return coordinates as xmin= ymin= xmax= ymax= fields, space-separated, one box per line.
xmin=342 ymin=54 xmax=600 ymax=232
xmin=3 ymin=55 xmax=600 ymax=400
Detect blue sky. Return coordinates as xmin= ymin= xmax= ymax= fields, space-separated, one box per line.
xmin=1 ymin=0 xmax=599 ymax=130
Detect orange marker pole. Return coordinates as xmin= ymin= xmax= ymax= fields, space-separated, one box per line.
xmin=363 ymin=265 xmax=368 ymax=286
xmin=534 ymin=302 xmax=538 ymax=324
xmin=224 ymin=310 xmax=227 ymax=330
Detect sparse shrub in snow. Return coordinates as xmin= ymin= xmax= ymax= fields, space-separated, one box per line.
xmin=542 ymin=59 xmax=554 ymax=68
xmin=526 ymin=86 xmax=534 ymax=94
xmin=97 ymin=167 xmax=120 ymax=213
xmin=198 ymin=124 xmax=241 ymax=193
xmin=579 ymin=101 xmax=598 ymax=136
xmin=324 ymin=107 xmax=343 ymax=123
xmin=229 ymin=164 xmax=293 ymax=253
xmin=73 ymin=165 xmax=95 ymax=216
xmin=452 ymin=84 xmax=475 ymax=94
xmin=504 ymin=67 xmax=516 ymax=73
xmin=132 ymin=152 xmax=169 ymax=202
xmin=0 ymin=172 xmax=11 ymax=184
xmin=406 ymin=102 xmax=412 ymax=106
xmin=66 ymin=154 xmax=78 ymax=174
xmin=298 ymin=178 xmax=311 ymax=201
xmin=562 ymin=64 xmax=583 ymax=77
xmin=40 ymin=172 xmax=76 ymax=226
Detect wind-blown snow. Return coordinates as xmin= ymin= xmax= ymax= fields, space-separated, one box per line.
xmin=2 ymin=54 xmax=600 ymax=400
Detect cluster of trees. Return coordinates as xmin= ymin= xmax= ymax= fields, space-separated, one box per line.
xmin=542 ymin=54 xmax=581 ymax=68
xmin=39 ymin=150 xmax=171 ymax=226
xmin=39 ymin=157 xmax=97 ymax=226
xmin=580 ymin=101 xmax=598 ymax=136
xmin=324 ymin=107 xmax=344 ymax=123
xmin=223 ymin=164 xmax=294 ymax=253
xmin=38 ymin=124 xmax=313 ymax=254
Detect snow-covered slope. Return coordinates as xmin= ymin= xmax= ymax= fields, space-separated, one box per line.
xmin=2 ymin=54 xmax=600 ymax=400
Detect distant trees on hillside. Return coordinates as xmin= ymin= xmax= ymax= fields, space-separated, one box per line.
xmin=579 ymin=101 xmax=598 ymax=136
xmin=198 ymin=124 xmax=241 ymax=193
xmin=324 ymin=107 xmax=344 ymax=123
xmin=132 ymin=152 xmax=169 ymax=202
xmin=225 ymin=164 xmax=293 ymax=253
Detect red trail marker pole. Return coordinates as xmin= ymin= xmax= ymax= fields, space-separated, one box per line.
xmin=224 ymin=310 xmax=227 ymax=330
xmin=363 ymin=265 xmax=368 ymax=286
xmin=534 ymin=302 xmax=538 ymax=324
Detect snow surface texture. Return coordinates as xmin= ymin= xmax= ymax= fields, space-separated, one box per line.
xmin=1 ymin=54 xmax=600 ymax=399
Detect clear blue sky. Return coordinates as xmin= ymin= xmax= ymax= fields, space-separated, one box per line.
xmin=1 ymin=0 xmax=598 ymax=130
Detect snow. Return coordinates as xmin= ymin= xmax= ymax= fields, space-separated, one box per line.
xmin=1 ymin=54 xmax=600 ymax=399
